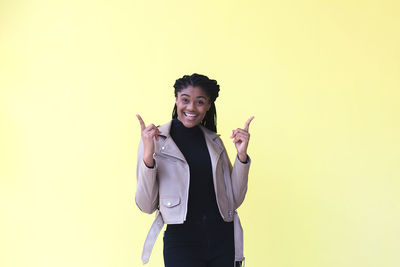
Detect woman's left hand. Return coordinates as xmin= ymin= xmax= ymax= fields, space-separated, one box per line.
xmin=230 ymin=116 xmax=254 ymax=162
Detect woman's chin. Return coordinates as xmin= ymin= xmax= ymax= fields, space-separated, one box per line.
xmin=183 ymin=121 xmax=199 ymax=128
xmin=178 ymin=117 xmax=200 ymax=128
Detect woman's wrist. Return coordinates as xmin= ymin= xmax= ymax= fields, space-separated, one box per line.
xmin=143 ymin=154 xmax=155 ymax=168
xmin=237 ymin=153 xmax=248 ymax=163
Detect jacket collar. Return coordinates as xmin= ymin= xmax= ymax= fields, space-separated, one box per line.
xmin=157 ymin=120 xmax=224 ymax=162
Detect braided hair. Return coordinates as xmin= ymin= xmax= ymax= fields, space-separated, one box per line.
xmin=172 ymin=73 xmax=220 ymax=132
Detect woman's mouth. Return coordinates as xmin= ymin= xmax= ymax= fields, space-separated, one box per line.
xmin=183 ymin=112 xmax=198 ymax=120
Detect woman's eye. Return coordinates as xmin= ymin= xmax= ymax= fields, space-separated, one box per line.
xmin=182 ymin=98 xmax=189 ymax=103
xmin=197 ymin=101 xmax=204 ymax=105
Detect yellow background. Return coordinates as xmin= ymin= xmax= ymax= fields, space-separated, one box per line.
xmin=1 ymin=0 xmax=399 ymax=266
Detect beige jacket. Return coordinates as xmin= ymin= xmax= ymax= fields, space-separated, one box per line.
xmin=135 ymin=120 xmax=251 ymax=264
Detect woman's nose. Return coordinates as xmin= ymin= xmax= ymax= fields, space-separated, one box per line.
xmin=187 ymin=101 xmax=195 ymax=110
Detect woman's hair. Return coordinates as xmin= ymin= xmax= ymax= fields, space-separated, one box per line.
xmin=172 ymin=73 xmax=220 ymax=132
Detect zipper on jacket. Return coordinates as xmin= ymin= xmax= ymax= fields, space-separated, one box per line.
xmin=212 ymin=152 xmax=226 ymax=220
xmin=182 ymin=164 xmax=190 ymax=222
xmin=221 ymin=151 xmax=234 ymax=220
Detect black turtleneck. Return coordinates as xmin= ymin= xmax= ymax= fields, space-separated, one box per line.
xmin=170 ymin=118 xmax=220 ymax=221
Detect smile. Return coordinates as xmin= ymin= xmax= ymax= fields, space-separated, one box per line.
xmin=184 ymin=112 xmax=198 ymax=118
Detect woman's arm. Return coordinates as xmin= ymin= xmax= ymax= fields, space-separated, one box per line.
xmin=229 ymin=116 xmax=254 ymax=209
xmin=230 ymin=154 xmax=251 ymax=209
xmin=135 ymin=138 xmax=159 ymax=214
xmin=220 ymin=140 xmax=251 ymax=210
xmin=134 ymin=114 xmax=162 ymax=214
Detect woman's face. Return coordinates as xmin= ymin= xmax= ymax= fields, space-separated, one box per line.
xmin=175 ymin=85 xmax=211 ymax=128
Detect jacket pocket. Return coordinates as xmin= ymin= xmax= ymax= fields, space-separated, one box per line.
xmin=159 ymin=196 xmax=181 ymax=223
xmin=161 ymin=197 xmax=180 ymax=208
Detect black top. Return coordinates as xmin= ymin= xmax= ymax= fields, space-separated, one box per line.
xmin=170 ymin=118 xmax=220 ymax=221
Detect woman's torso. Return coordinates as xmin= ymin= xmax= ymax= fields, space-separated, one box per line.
xmin=165 ymin=118 xmax=233 ymax=242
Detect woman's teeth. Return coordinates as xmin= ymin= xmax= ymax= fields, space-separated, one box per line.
xmin=184 ymin=112 xmax=197 ymax=117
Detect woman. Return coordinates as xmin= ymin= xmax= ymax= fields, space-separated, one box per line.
xmin=135 ymin=73 xmax=253 ymax=267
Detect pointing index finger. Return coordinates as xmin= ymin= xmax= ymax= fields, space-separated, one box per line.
xmin=136 ymin=114 xmax=146 ymax=130
xmin=244 ymin=116 xmax=254 ymax=132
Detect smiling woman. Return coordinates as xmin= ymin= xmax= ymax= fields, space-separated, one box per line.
xmin=135 ymin=73 xmax=254 ymax=267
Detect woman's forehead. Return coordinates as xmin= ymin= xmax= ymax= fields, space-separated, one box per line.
xmin=178 ymin=85 xmax=208 ymax=98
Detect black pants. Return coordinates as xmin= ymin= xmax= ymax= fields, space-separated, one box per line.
xmin=163 ymin=212 xmax=235 ymax=267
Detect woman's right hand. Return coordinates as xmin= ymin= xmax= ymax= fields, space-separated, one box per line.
xmin=136 ymin=114 xmax=162 ymax=168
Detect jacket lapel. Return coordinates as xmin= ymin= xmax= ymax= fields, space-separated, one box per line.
xmin=200 ymin=126 xmax=224 ymax=184
xmin=157 ymin=121 xmax=186 ymax=162
xmin=201 ymin=126 xmax=223 ymax=162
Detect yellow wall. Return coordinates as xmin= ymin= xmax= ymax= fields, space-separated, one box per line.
xmin=1 ymin=0 xmax=399 ymax=266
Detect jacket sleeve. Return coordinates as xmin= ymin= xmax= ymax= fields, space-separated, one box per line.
xmin=135 ymin=138 xmax=159 ymax=214
xmin=220 ymin=139 xmax=251 ymax=210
